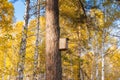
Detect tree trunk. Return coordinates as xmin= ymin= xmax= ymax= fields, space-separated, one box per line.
xmin=46 ymin=0 xmax=62 ymax=80
xmin=96 ymin=61 xmax=99 ymax=80
xmin=78 ymin=46 xmax=81 ymax=80
xmin=17 ymin=0 xmax=30 ymax=80
xmin=101 ymin=30 xmax=105 ymax=80
xmin=101 ymin=51 xmax=104 ymax=80
xmin=91 ymin=31 xmax=99 ymax=80
xmin=33 ymin=0 xmax=40 ymax=80
xmin=95 ymin=31 xmax=99 ymax=80
xmin=101 ymin=0 xmax=106 ymax=79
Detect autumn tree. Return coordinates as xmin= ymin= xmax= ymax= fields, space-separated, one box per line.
xmin=0 ymin=0 xmax=14 ymax=30
xmin=0 ymin=0 xmax=14 ymax=79
xmin=17 ymin=0 xmax=30 ymax=80
xmin=33 ymin=0 xmax=41 ymax=80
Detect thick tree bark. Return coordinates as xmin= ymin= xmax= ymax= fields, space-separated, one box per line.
xmin=17 ymin=0 xmax=30 ymax=80
xmin=33 ymin=0 xmax=40 ymax=80
xmin=46 ymin=0 xmax=62 ymax=80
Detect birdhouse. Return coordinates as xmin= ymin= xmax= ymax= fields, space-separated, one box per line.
xmin=59 ymin=38 xmax=69 ymax=50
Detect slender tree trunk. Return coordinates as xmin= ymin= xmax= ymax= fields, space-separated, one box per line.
xmin=95 ymin=54 xmax=99 ymax=80
xmin=17 ymin=0 xmax=30 ymax=80
xmin=101 ymin=30 xmax=105 ymax=80
xmin=78 ymin=46 xmax=81 ymax=80
xmin=91 ymin=44 xmax=95 ymax=80
xmin=91 ymin=55 xmax=95 ymax=80
xmin=80 ymin=68 xmax=84 ymax=80
xmin=101 ymin=0 xmax=106 ymax=79
xmin=95 ymin=31 xmax=99 ymax=80
xmin=70 ymin=54 xmax=73 ymax=80
xmin=2 ymin=49 xmax=6 ymax=80
xmin=33 ymin=0 xmax=40 ymax=80
xmin=101 ymin=50 xmax=104 ymax=80
xmin=95 ymin=33 xmax=99 ymax=80
xmin=7 ymin=75 xmax=10 ymax=80
xmin=91 ymin=31 xmax=99 ymax=80
xmin=76 ymin=26 xmax=82 ymax=80
xmin=46 ymin=0 xmax=62 ymax=80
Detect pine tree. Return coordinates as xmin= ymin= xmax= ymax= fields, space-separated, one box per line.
xmin=46 ymin=0 xmax=62 ymax=80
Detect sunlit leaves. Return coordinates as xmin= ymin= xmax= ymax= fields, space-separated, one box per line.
xmin=0 ymin=0 xmax=14 ymax=29
xmin=89 ymin=8 xmax=104 ymax=28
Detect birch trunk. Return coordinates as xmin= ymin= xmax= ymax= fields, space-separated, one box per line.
xmin=17 ymin=0 xmax=30 ymax=80
xmin=33 ymin=0 xmax=40 ymax=80
xmin=101 ymin=51 xmax=104 ymax=80
xmin=101 ymin=30 xmax=105 ymax=80
xmin=91 ymin=31 xmax=99 ymax=80
xmin=46 ymin=0 xmax=62 ymax=80
xmin=95 ymin=34 xmax=99 ymax=80
xmin=101 ymin=0 xmax=106 ymax=79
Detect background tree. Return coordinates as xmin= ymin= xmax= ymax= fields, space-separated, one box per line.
xmin=17 ymin=0 xmax=30 ymax=80
xmin=33 ymin=0 xmax=41 ymax=80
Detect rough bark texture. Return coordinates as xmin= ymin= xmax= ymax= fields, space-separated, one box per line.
xmin=33 ymin=0 xmax=40 ymax=80
xmin=46 ymin=0 xmax=62 ymax=80
xmin=17 ymin=0 xmax=30 ymax=80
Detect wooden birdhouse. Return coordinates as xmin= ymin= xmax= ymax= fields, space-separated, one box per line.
xmin=59 ymin=38 xmax=69 ymax=50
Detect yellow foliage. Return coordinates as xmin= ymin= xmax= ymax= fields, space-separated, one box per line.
xmin=0 ymin=0 xmax=14 ymax=29
xmin=89 ymin=8 xmax=104 ymax=28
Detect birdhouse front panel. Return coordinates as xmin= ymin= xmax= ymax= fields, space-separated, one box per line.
xmin=59 ymin=38 xmax=68 ymax=50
